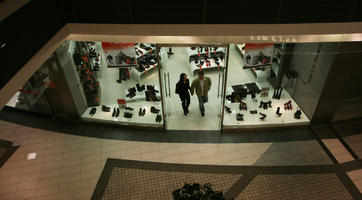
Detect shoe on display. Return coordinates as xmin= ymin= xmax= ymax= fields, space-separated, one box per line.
xmin=125 ymin=106 xmax=134 ymax=111
xmin=155 ymin=114 xmax=162 ymax=122
xmin=259 ymin=101 xmax=263 ymax=108
xmin=123 ymin=112 xmax=133 ymax=118
xmin=142 ymin=108 xmax=146 ymax=116
xmin=150 ymin=106 xmax=160 ymax=114
xmin=276 ymin=107 xmax=282 ymax=116
xmin=102 ymin=105 xmax=110 ymax=112
xmin=112 ymin=108 xmax=116 ymax=117
xmin=138 ymin=108 xmax=143 ymax=116
xmin=272 ymin=89 xmax=278 ymax=99
xmin=268 ymin=101 xmax=272 ymax=108
xmin=294 ymin=108 xmax=302 ymax=119
xmin=259 ymin=112 xmax=267 ymax=120
xmin=116 ymin=108 xmax=120 ymax=117
xmin=284 ymin=100 xmax=292 ymax=110
xmin=250 ymin=110 xmax=257 ymax=114
xmin=225 ymin=106 xmax=232 ymax=113
xmin=278 ymin=88 xmax=283 ymax=99
xmin=147 ymin=85 xmax=159 ymax=93
xmin=89 ymin=107 xmax=97 ymax=116
xmin=236 ymin=113 xmax=244 ymax=121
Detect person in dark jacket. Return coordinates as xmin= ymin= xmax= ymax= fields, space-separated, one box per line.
xmin=175 ymin=73 xmax=191 ymax=115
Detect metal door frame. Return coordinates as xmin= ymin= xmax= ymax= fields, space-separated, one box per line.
xmin=155 ymin=43 xmax=229 ymax=132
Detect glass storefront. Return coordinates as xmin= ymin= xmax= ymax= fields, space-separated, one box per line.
xmin=6 ymin=40 xmax=342 ymax=131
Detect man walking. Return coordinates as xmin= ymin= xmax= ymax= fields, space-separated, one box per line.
xmin=191 ymin=71 xmax=212 ymax=116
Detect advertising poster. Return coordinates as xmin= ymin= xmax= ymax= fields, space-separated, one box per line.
xmin=101 ymin=42 xmax=137 ymax=68
xmin=243 ymin=43 xmax=273 ymax=68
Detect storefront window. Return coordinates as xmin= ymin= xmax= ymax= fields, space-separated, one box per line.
xmin=223 ymin=42 xmax=337 ymax=129
xmin=59 ymin=41 xmax=163 ymax=127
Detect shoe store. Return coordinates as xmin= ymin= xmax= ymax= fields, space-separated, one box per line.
xmin=6 ymin=40 xmax=339 ymax=131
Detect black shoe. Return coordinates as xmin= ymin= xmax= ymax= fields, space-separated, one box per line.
xmin=123 ymin=112 xmax=133 ymax=118
xmin=147 ymin=85 xmax=159 ymax=93
xmin=136 ymin=83 xmax=145 ymax=92
xmin=150 ymin=106 xmax=160 ymax=114
xmin=259 ymin=112 xmax=267 ymax=120
xmin=186 ymin=108 xmax=189 ymax=113
xmin=250 ymin=110 xmax=257 ymax=114
xmin=102 ymin=105 xmax=110 ymax=112
xmin=117 ymin=80 xmax=121 ymax=83
xmin=236 ymin=113 xmax=244 ymax=121
xmin=268 ymin=101 xmax=272 ymax=108
xmin=277 ymin=88 xmax=283 ymax=99
xmin=156 ymin=114 xmax=162 ymax=122
xmin=138 ymin=108 xmax=143 ymax=116
xmin=112 ymin=108 xmax=116 ymax=117
xmin=125 ymin=107 xmax=134 ymax=111
xmin=294 ymin=108 xmax=302 ymax=119
xmin=276 ymin=107 xmax=282 ymax=116
xmin=89 ymin=107 xmax=97 ymax=116
xmin=142 ymin=108 xmax=146 ymax=116
xmin=201 ymin=112 xmax=205 ymax=117
xmin=259 ymin=101 xmax=263 ymax=108
xmin=225 ymin=106 xmax=232 ymax=113
xmin=116 ymin=108 xmax=120 ymax=117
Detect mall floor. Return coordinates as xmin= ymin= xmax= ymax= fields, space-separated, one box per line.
xmin=0 ymin=110 xmax=361 ymax=200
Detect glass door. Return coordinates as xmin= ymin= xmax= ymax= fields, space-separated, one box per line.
xmin=157 ymin=44 xmax=228 ymax=131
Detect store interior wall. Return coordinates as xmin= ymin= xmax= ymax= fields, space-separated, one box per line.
xmin=55 ymin=40 xmax=88 ymax=117
xmin=286 ymin=42 xmax=338 ymax=119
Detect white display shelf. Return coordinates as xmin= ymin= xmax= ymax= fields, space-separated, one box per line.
xmin=236 ymin=43 xmax=246 ymax=57
xmin=81 ymin=101 xmax=163 ymax=126
xmin=130 ymin=63 xmax=158 ymax=82
xmin=223 ymin=87 xmax=309 ymax=128
xmin=125 ymin=85 xmax=161 ymax=102
xmin=135 ymin=44 xmax=155 ymax=59
xmin=189 ymin=58 xmax=224 ymax=75
xmin=185 ymin=47 xmax=225 ymax=61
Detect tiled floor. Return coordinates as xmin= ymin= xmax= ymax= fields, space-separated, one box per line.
xmin=0 ymin=120 xmax=360 ymax=200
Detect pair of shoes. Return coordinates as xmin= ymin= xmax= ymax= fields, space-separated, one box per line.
xmin=276 ymin=107 xmax=282 ymax=116
xmin=284 ymin=100 xmax=292 ymax=110
xmin=112 ymin=108 xmax=120 ymax=117
xmin=250 ymin=110 xmax=257 ymax=114
xmin=125 ymin=107 xmax=134 ymax=111
xmin=294 ymin=108 xmax=302 ymax=119
xmin=147 ymin=85 xmax=159 ymax=93
xmin=89 ymin=107 xmax=97 ymax=116
xmin=150 ymin=106 xmax=160 ymax=114
xmin=126 ymin=87 xmax=137 ymax=98
xmin=156 ymin=114 xmax=162 ymax=122
xmin=259 ymin=112 xmax=267 ymax=120
xmin=136 ymin=84 xmax=145 ymax=92
xmin=236 ymin=113 xmax=244 ymax=121
xmin=259 ymin=101 xmax=272 ymax=110
xmin=123 ymin=112 xmax=133 ymax=118
xmin=239 ymin=101 xmax=247 ymax=110
xmin=225 ymin=106 xmax=232 ymax=113
xmin=273 ymin=88 xmax=283 ymax=99
xmin=102 ymin=105 xmax=110 ymax=112
xmin=138 ymin=108 xmax=146 ymax=116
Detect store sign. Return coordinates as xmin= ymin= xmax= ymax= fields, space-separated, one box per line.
xmin=102 ymin=42 xmax=138 ymax=68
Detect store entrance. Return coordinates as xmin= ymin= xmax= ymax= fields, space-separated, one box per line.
xmin=157 ymin=45 xmax=228 ymax=130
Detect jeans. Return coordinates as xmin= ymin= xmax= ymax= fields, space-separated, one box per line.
xmin=180 ymin=94 xmax=190 ymax=114
xmin=197 ymin=96 xmax=208 ymax=113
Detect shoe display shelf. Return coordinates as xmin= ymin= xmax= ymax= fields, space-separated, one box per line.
xmin=125 ymin=85 xmax=161 ymax=103
xmin=89 ymin=42 xmax=103 ymax=78
xmin=223 ymin=86 xmax=309 ymax=129
xmin=189 ymin=57 xmax=225 ymax=75
xmin=130 ymin=63 xmax=158 ymax=82
xmin=185 ymin=47 xmax=225 ymax=63
xmin=134 ymin=43 xmax=155 ymax=59
xmin=235 ymin=43 xmax=246 ymax=58
xmin=81 ymin=101 xmax=163 ymax=126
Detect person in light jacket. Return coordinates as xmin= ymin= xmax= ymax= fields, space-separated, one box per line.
xmin=191 ymin=71 xmax=211 ymax=117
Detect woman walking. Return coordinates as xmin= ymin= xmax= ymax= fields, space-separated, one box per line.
xmin=175 ymin=73 xmax=191 ymax=115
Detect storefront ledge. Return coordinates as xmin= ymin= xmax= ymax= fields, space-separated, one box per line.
xmin=222 ymin=122 xmax=309 ymax=133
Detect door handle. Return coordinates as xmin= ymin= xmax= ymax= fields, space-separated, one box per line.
xmin=163 ymin=73 xmax=168 ymax=97
xmin=167 ymin=73 xmax=171 ymax=98
xmin=217 ymin=73 xmax=221 ymax=98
